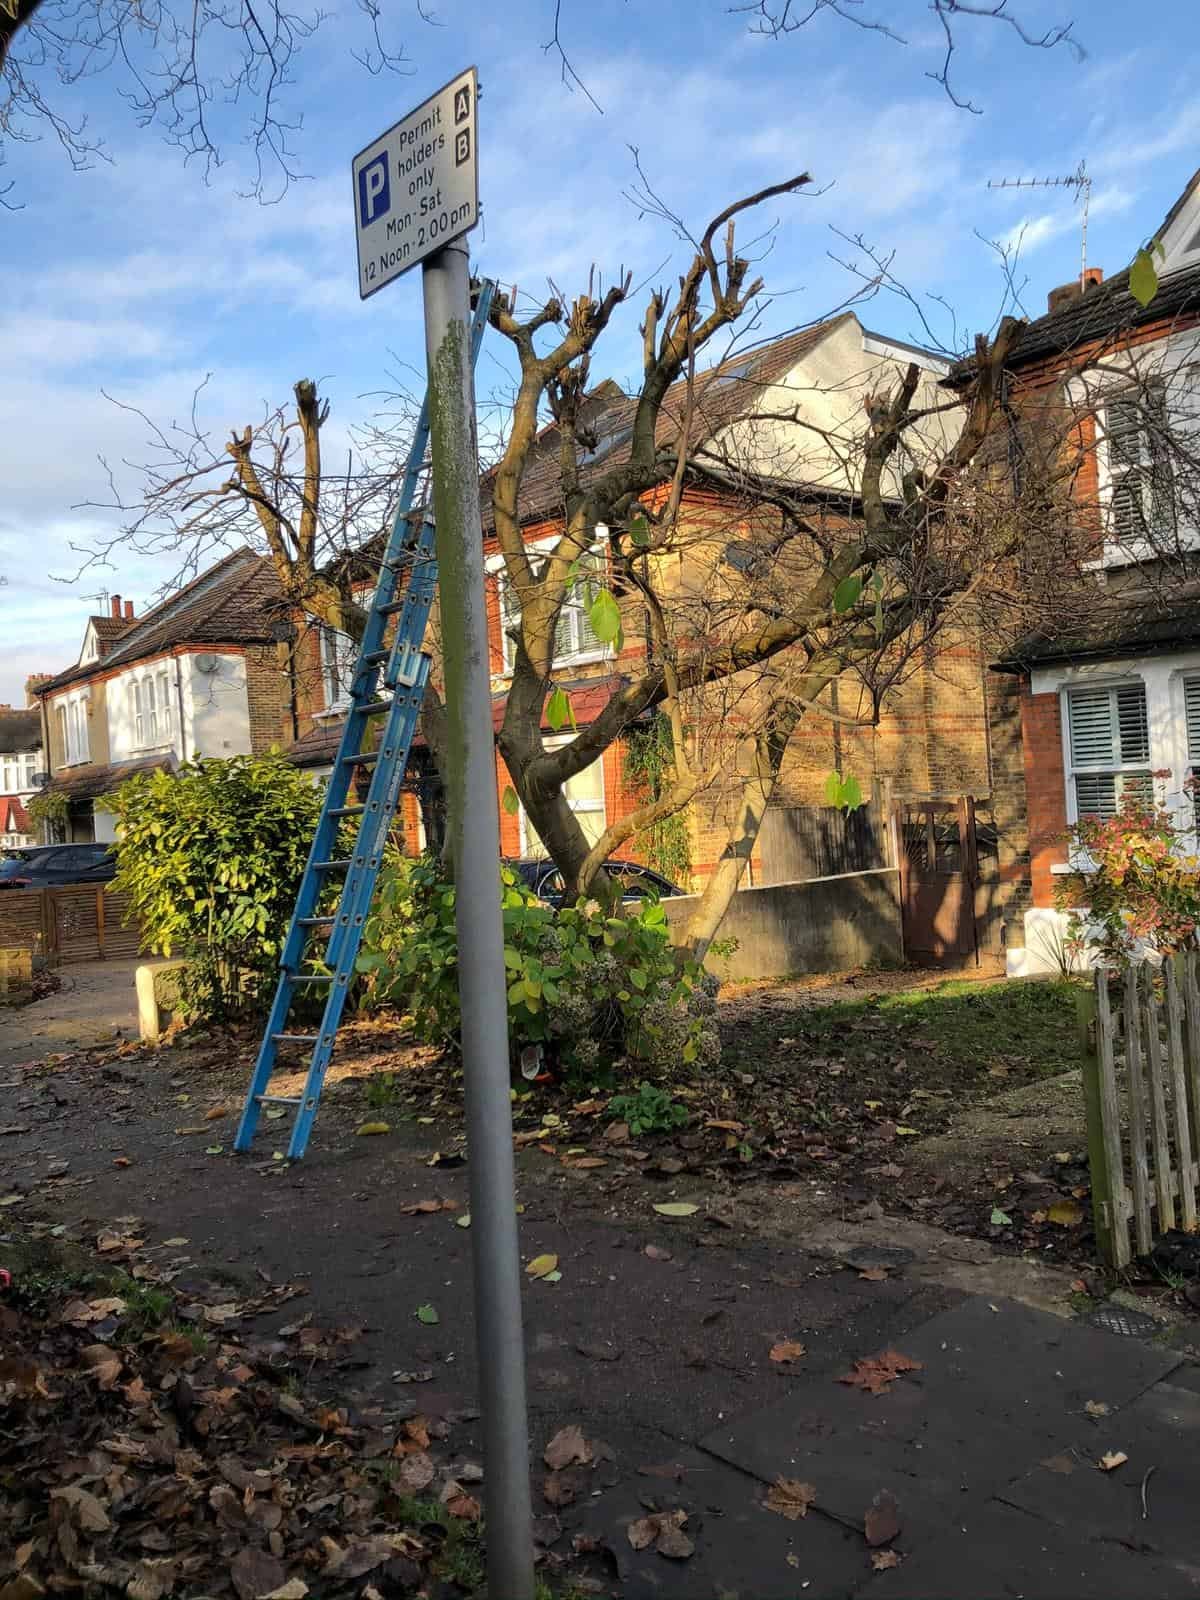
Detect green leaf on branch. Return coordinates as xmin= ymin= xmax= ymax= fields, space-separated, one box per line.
xmin=546 ymin=687 xmax=571 ymax=732
xmin=825 ymin=770 xmax=844 ymax=808
xmin=833 ymin=574 xmax=863 ymax=614
xmin=501 ymin=785 xmax=520 ymax=816
xmin=1128 ymin=246 xmax=1159 ymax=309
xmin=589 ymin=588 xmax=622 ymax=643
xmin=629 ymin=514 xmax=652 ymax=548
xmin=841 ymin=773 xmax=863 ymax=812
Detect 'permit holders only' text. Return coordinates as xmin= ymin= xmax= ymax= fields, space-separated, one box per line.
xmin=352 ymin=67 xmax=480 ymax=299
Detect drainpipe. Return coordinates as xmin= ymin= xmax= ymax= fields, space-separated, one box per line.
xmin=175 ymin=655 xmax=189 ymax=761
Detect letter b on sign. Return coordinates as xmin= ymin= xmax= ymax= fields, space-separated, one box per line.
xmin=358 ymin=155 xmax=390 ymax=226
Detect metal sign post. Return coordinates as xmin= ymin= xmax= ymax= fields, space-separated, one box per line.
xmin=352 ymin=69 xmax=535 ymax=1600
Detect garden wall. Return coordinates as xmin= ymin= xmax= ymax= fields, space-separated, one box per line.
xmin=663 ymin=867 xmax=903 ymax=980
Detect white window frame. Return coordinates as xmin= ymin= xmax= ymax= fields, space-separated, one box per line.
xmin=320 ymin=625 xmax=357 ymax=711
xmin=23 ymin=753 xmax=37 ymax=789
xmin=488 ymin=535 xmax=612 ymax=679
xmin=130 ymin=667 xmax=174 ymax=751
xmin=517 ymin=734 xmax=607 ymax=859
xmin=1060 ymin=678 xmax=1151 ymax=827
xmin=56 ymin=693 xmax=90 ymax=766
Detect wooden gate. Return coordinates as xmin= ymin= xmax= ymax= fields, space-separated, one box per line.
xmin=895 ymin=796 xmax=981 ymax=967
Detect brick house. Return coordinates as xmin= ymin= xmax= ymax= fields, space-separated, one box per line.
xmin=978 ymin=167 xmax=1200 ymax=973
xmin=295 ymin=314 xmax=1011 ymax=901
xmin=34 ymin=551 xmax=296 ymax=841
xmin=0 ymin=697 xmax=46 ymax=847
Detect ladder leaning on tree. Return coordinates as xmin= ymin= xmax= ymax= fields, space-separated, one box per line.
xmin=233 ymin=279 xmax=495 ymax=1162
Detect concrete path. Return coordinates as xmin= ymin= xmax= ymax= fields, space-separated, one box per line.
xmin=0 ymin=958 xmax=140 ymax=1067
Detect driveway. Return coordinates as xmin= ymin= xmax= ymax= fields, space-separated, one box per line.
xmin=0 ymin=957 xmax=141 ymax=1068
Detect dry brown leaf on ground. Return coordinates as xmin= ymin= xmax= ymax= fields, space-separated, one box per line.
xmin=627 ymin=1509 xmax=693 ymax=1559
xmin=543 ymin=1424 xmax=591 ymax=1470
xmin=79 ymin=1344 xmax=122 ymax=1391
xmin=871 ymin=1550 xmax=903 ymax=1571
xmin=1098 ymin=1451 xmax=1128 ymax=1472
xmin=838 ymin=1350 xmax=923 ymax=1396
xmin=395 ymin=1452 xmax=435 ymax=1493
xmin=764 ymin=1478 xmax=816 ymax=1520
xmin=1085 ymin=1400 xmax=1110 ymax=1418
xmin=864 ymin=1489 xmax=901 ymax=1547
xmin=542 ymin=1470 xmax=579 ymax=1508
xmin=858 ymin=1267 xmax=889 ymax=1282
xmin=769 ymin=1340 xmax=806 ymax=1364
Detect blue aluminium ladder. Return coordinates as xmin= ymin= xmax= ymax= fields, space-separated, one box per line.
xmin=234 ymin=280 xmax=495 ymax=1161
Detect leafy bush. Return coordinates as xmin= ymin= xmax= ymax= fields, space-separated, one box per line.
xmin=356 ymin=856 xmax=720 ymax=1076
xmin=1057 ymin=778 xmax=1200 ymax=967
xmin=605 ymin=1081 xmax=690 ymax=1136
xmin=107 ymin=752 xmax=325 ymax=1018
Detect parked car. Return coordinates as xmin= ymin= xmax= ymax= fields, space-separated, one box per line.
xmin=506 ymin=857 xmax=683 ymax=908
xmin=0 ymin=843 xmax=118 ymax=889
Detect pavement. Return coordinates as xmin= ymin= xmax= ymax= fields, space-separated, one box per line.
xmin=0 ymin=957 xmax=141 ymax=1068
xmin=3 ymin=1035 xmax=1200 ymax=1594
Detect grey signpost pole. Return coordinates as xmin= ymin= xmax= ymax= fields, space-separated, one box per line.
xmin=421 ymin=238 xmax=536 ymax=1600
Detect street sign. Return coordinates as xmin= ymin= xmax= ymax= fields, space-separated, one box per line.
xmin=352 ymin=66 xmax=480 ymax=301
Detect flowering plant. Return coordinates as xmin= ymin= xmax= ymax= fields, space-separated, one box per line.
xmin=1057 ymin=773 xmax=1200 ymax=965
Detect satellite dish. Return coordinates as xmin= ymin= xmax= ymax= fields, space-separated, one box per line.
xmin=193 ymin=654 xmax=221 ymax=674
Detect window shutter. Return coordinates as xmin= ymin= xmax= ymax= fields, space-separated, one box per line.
xmin=1075 ymin=772 xmax=1118 ymax=819
xmin=1146 ymin=382 xmax=1176 ymax=540
xmin=1116 ymin=683 xmax=1149 ymax=762
xmin=1106 ymin=395 xmax=1148 ymax=542
xmin=1186 ymin=679 xmax=1200 ymax=764
xmin=1067 ymin=687 xmax=1116 ymax=767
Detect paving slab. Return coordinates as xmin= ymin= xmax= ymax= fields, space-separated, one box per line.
xmin=999 ymin=1380 xmax=1200 ymax=1568
xmin=851 ymin=1498 xmax=1200 ymax=1600
xmin=573 ymin=1445 xmax=864 ymax=1600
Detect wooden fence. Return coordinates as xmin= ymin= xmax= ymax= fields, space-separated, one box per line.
xmin=1080 ymin=955 xmax=1200 ymax=1267
xmin=757 ymin=800 xmax=891 ymax=887
xmin=0 ymin=886 xmax=141 ymax=967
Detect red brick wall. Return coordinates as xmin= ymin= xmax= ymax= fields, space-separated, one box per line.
xmin=1019 ymin=682 xmax=1069 ymax=908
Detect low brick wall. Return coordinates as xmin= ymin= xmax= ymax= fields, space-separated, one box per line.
xmin=663 ymin=867 xmax=903 ymax=980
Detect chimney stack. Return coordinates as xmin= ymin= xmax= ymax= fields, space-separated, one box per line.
xmin=111 ymin=595 xmax=123 ymax=619
xmin=1083 ymin=266 xmax=1104 ymax=290
xmin=25 ymin=673 xmax=52 ymax=706
xmin=1047 ymin=282 xmax=1083 ymax=315
xmin=124 ymin=599 xmax=135 ymax=621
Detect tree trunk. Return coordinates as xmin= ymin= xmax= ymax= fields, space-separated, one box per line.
xmin=679 ymin=676 xmax=831 ymax=963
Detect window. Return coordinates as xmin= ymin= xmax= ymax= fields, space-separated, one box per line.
xmin=57 ymin=697 xmax=89 ymax=765
xmin=520 ymin=735 xmax=606 ymax=857
xmin=321 ymin=626 xmax=357 ymax=709
xmin=24 ymin=754 xmax=37 ymax=788
xmin=497 ymin=547 xmax=607 ymax=673
xmin=1185 ymin=678 xmax=1200 ymax=827
xmin=1104 ymin=386 xmax=1174 ymax=549
xmin=130 ymin=671 xmax=173 ymax=749
xmin=1065 ymin=683 xmax=1151 ymax=819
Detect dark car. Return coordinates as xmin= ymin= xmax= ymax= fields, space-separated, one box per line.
xmin=0 ymin=843 xmax=118 ymax=889
xmin=507 ymin=857 xmax=683 ymax=908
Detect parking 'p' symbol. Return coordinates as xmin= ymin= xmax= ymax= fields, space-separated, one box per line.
xmin=358 ymin=155 xmax=390 ymax=226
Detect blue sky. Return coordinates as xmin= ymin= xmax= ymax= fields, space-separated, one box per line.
xmin=2 ymin=0 xmax=1196 ymax=703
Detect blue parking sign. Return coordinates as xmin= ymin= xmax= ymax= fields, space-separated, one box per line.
xmin=358 ymin=154 xmax=390 ymax=227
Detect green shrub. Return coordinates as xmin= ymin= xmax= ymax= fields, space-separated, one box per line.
xmin=356 ymin=855 xmax=720 ymax=1076
xmin=605 ymin=1081 xmax=690 ymax=1136
xmin=107 ymin=752 xmax=325 ymax=1018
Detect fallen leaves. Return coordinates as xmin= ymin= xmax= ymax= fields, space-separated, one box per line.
xmin=652 ymin=1202 xmax=698 ymax=1218
xmin=1084 ymin=1399 xmax=1111 ymax=1418
xmin=414 ymin=1303 xmax=439 ymax=1325
xmin=857 ymin=1267 xmax=889 ymax=1282
xmin=838 ymin=1349 xmax=923 ymax=1396
xmin=1098 ymin=1450 xmax=1128 ymax=1472
xmin=400 ymin=1198 xmax=456 ymax=1216
xmin=627 ymin=1509 xmax=694 ymax=1559
xmin=768 ymin=1339 xmax=806 ymax=1365
xmin=1047 ymin=1199 xmax=1083 ymax=1227
xmin=764 ymin=1477 xmax=816 ymax=1521
xmin=525 ymin=1253 xmax=559 ymax=1280
xmin=871 ymin=1550 xmax=903 ymax=1571
xmin=543 ymin=1425 xmax=591 ymax=1471
xmin=355 ymin=1121 xmax=390 ymax=1136
xmin=864 ymin=1489 xmax=901 ymax=1547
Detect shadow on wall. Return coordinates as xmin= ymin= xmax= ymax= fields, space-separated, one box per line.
xmin=663 ymin=867 xmax=903 ymax=981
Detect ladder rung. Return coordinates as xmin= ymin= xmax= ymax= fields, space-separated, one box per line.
xmin=342 ymin=752 xmax=379 ymax=766
xmin=299 ymin=915 xmax=336 ymax=927
xmin=289 ymin=973 xmax=334 ymax=984
xmin=329 ymin=806 xmax=365 ymax=819
xmin=360 ymin=700 xmax=391 ymax=716
xmin=362 ymin=648 xmax=390 ymax=666
xmin=378 ymin=599 xmax=408 ymax=617
xmin=256 ymin=1095 xmax=302 ymax=1106
xmin=273 ymin=1033 xmax=320 ymax=1044
xmin=315 ymin=859 xmax=352 ymax=871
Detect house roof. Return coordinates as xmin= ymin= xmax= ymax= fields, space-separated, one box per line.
xmin=994 ymin=260 xmax=1200 ymax=374
xmin=0 ymin=707 xmax=41 ymax=754
xmin=0 ymin=796 xmax=30 ymax=833
xmin=87 ymin=616 xmax=132 ymax=658
xmin=47 ymin=755 xmax=175 ymax=802
xmin=993 ymin=580 xmax=1200 ymax=672
xmin=480 ymin=317 xmax=850 ymax=533
xmin=40 ymin=550 xmax=284 ymax=694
